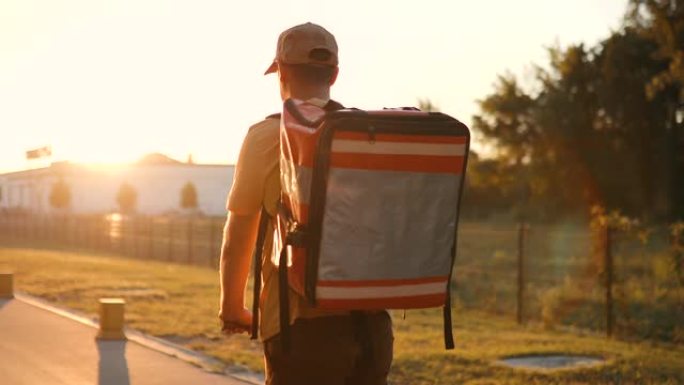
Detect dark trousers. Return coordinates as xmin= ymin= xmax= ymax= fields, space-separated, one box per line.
xmin=264 ymin=312 xmax=393 ymax=385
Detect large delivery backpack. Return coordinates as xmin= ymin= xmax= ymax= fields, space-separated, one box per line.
xmin=250 ymin=98 xmax=470 ymax=350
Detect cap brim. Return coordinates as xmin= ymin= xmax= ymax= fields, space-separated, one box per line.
xmin=264 ymin=60 xmax=277 ymax=75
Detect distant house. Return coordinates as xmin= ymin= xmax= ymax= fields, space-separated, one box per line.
xmin=0 ymin=154 xmax=235 ymax=216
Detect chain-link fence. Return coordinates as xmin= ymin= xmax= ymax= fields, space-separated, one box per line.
xmin=0 ymin=212 xmax=224 ymax=268
xmin=450 ymin=221 xmax=681 ymax=343
xmin=1 ymin=212 xmax=682 ymax=343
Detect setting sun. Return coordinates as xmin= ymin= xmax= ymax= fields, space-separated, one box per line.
xmin=0 ymin=0 xmax=627 ymax=173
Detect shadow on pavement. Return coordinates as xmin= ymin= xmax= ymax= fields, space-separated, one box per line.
xmin=0 ymin=298 xmax=11 ymax=310
xmin=97 ymin=340 xmax=130 ymax=385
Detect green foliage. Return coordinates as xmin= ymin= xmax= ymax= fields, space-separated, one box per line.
xmin=116 ymin=182 xmax=137 ymax=214
xmin=626 ymin=0 xmax=684 ymax=220
xmin=627 ymin=0 xmax=684 ymax=98
xmin=469 ymin=5 xmax=684 ymax=221
xmin=417 ymin=98 xmax=439 ymax=112
xmin=473 ymin=75 xmax=538 ymax=166
xmin=48 ymin=178 xmax=71 ymax=210
xmin=539 ymin=277 xmax=595 ymax=329
xmin=180 ymin=182 xmax=198 ymax=210
xmin=589 ymin=206 xmax=641 ymax=233
xmin=671 ymin=221 xmax=684 ymax=285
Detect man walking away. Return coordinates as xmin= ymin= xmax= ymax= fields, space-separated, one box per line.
xmin=218 ymin=23 xmax=394 ymax=385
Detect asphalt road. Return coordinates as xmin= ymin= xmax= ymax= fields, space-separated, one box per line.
xmin=0 ymin=298 xmax=247 ymax=385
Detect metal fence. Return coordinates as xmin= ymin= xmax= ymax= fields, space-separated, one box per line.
xmin=451 ymin=221 xmax=682 ymax=343
xmin=0 ymin=213 xmax=224 ymax=268
xmin=0 ymin=212 xmax=681 ymax=343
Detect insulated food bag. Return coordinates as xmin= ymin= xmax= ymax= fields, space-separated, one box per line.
xmin=269 ymin=98 xmax=470 ymax=349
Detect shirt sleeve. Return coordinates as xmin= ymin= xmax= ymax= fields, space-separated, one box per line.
xmin=226 ymin=119 xmax=279 ymax=215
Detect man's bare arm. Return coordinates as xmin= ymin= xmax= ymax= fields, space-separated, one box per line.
xmin=218 ymin=210 xmax=260 ymax=332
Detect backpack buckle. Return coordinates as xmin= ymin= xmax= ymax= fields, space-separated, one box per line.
xmin=285 ymin=224 xmax=308 ymax=247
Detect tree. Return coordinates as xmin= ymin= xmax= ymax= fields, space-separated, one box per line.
xmin=627 ymin=0 xmax=684 ymax=98
xmin=472 ymin=29 xmax=682 ymax=220
xmin=627 ymin=0 xmax=684 ymax=220
xmin=534 ymin=43 xmax=613 ymax=214
xmin=49 ymin=178 xmax=71 ymax=210
xmin=116 ymin=182 xmax=137 ymax=214
xmin=180 ymin=182 xmax=198 ymax=210
xmin=593 ymin=29 xmax=673 ymax=217
xmin=418 ymin=98 xmax=439 ymax=112
xmin=471 ymin=75 xmax=542 ymax=218
xmin=473 ymin=74 xmax=539 ymax=166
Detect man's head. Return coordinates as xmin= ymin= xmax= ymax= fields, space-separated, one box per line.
xmin=265 ymin=23 xmax=339 ymax=101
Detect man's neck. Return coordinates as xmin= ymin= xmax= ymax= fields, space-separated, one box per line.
xmin=283 ymin=87 xmax=330 ymax=102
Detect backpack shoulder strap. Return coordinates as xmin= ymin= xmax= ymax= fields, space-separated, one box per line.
xmin=272 ymin=98 xmax=344 ymax=351
xmin=270 ymin=99 xmax=343 ymax=118
xmin=250 ymin=207 xmax=271 ymax=340
xmin=324 ymin=99 xmax=344 ymax=112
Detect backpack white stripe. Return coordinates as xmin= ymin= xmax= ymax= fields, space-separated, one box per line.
xmin=332 ymin=140 xmax=466 ymax=156
xmin=317 ymin=281 xmax=447 ymax=299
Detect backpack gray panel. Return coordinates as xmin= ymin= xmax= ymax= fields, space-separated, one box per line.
xmin=318 ymin=168 xmax=460 ymax=281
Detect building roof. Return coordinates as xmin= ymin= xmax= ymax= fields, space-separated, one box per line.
xmin=137 ymin=153 xmax=182 ymax=165
xmin=0 ymin=154 xmax=234 ymax=179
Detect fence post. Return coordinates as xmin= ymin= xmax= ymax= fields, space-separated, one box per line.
xmin=671 ymin=226 xmax=684 ymax=286
xmin=107 ymin=216 xmax=114 ymax=252
xmin=27 ymin=213 xmax=33 ymax=241
xmin=69 ymin=214 xmax=79 ymax=248
xmin=71 ymin=214 xmax=79 ymax=247
xmin=208 ymin=218 xmax=216 ymax=267
xmin=517 ymin=222 xmax=527 ymax=325
xmin=133 ymin=217 xmax=139 ymax=258
xmin=95 ymin=217 xmax=101 ymax=250
xmin=90 ymin=217 xmax=95 ymax=250
xmin=167 ymin=219 xmax=173 ymax=261
xmin=73 ymin=215 xmax=79 ymax=248
xmin=72 ymin=215 xmax=78 ymax=248
xmin=187 ymin=218 xmax=193 ymax=265
xmin=122 ymin=216 xmax=127 ymax=254
xmin=604 ymin=224 xmax=614 ymax=338
xmin=148 ymin=217 xmax=154 ymax=259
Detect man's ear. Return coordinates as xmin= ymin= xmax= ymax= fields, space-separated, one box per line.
xmin=278 ymin=64 xmax=288 ymax=83
xmin=329 ymin=67 xmax=339 ymax=86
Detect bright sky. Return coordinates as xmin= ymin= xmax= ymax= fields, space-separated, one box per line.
xmin=0 ymin=0 xmax=628 ymax=173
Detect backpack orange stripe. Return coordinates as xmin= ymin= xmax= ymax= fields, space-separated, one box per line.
xmin=334 ymin=131 xmax=467 ymax=144
xmin=330 ymin=153 xmax=464 ymax=174
xmin=318 ymin=276 xmax=448 ymax=287
xmin=317 ymin=293 xmax=447 ymax=310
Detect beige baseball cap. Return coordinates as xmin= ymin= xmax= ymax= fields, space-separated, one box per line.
xmin=264 ymin=22 xmax=338 ymax=75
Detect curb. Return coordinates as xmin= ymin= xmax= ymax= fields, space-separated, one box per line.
xmin=14 ymin=292 xmax=264 ymax=385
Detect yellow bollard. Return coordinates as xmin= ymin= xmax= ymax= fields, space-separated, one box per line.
xmin=97 ymin=298 xmax=126 ymax=340
xmin=0 ymin=273 xmax=13 ymax=299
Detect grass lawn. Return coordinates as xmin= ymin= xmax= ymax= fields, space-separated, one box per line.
xmin=1 ymin=246 xmax=682 ymax=384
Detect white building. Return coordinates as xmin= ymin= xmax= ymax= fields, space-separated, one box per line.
xmin=0 ymin=154 xmax=235 ymax=216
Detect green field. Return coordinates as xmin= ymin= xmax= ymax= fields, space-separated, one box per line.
xmin=1 ymin=246 xmax=682 ymax=384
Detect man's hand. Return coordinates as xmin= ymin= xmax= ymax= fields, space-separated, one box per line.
xmin=219 ymin=305 xmax=253 ymax=335
xmin=218 ymin=211 xmax=261 ymax=336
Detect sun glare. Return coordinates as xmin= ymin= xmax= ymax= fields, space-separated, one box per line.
xmin=53 ymin=137 xmax=153 ymax=167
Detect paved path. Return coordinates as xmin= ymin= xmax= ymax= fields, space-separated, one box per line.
xmin=0 ymin=298 xmax=247 ymax=385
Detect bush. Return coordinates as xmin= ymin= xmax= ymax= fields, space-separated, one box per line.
xmin=116 ymin=183 xmax=137 ymax=214
xmin=49 ymin=178 xmax=71 ymax=210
